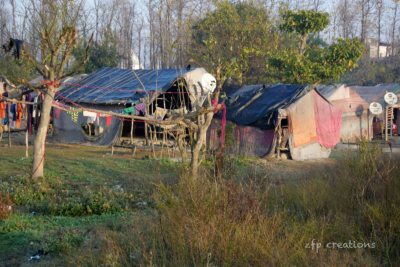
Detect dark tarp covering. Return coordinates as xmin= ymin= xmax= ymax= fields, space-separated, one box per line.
xmin=56 ymin=67 xmax=188 ymax=105
xmin=53 ymin=104 xmax=123 ymax=146
xmin=2 ymin=38 xmax=24 ymax=60
xmin=215 ymin=84 xmax=315 ymax=129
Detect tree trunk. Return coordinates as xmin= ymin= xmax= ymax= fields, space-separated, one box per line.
xmin=31 ymin=85 xmax=55 ymax=178
xmin=177 ymin=133 xmax=188 ymax=165
xmin=299 ymin=33 xmax=308 ymax=56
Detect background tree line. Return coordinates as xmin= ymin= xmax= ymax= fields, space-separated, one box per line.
xmin=1 ymin=0 xmax=400 ymax=85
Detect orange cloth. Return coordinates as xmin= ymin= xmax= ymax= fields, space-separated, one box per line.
xmin=0 ymin=96 xmax=5 ymax=119
xmin=16 ymin=103 xmax=23 ymax=128
xmin=286 ymin=90 xmax=317 ymax=148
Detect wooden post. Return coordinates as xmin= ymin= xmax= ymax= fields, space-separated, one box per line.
xmin=8 ymin=119 xmax=11 ymax=147
xmin=385 ymin=104 xmax=388 ymax=142
xmin=88 ymin=124 xmax=91 ymax=137
xmin=145 ymin=97 xmax=149 ymax=146
xmin=132 ymin=146 xmax=136 ymax=158
xmin=173 ymin=145 xmax=176 ymax=158
xmin=367 ymin=110 xmax=370 ymax=141
xmin=111 ymin=145 xmax=114 ymax=156
xmin=130 ymin=104 xmax=134 ymax=145
xmin=25 ymin=129 xmax=28 ymax=157
xmin=151 ymin=126 xmax=156 ymax=158
xmin=160 ymin=128 xmax=165 ymax=158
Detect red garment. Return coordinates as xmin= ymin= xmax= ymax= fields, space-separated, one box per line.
xmin=16 ymin=103 xmax=23 ymax=128
xmin=313 ymin=91 xmax=342 ymax=148
xmin=106 ymin=115 xmax=112 ymax=126
xmin=0 ymin=96 xmax=5 ymax=119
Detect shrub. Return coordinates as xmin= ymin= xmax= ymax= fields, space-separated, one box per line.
xmin=69 ymin=139 xmax=400 ymax=266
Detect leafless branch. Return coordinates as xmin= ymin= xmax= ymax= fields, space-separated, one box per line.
xmin=58 ymin=32 xmax=94 ymax=80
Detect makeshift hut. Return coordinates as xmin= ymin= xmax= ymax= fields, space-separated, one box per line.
xmin=351 ymin=84 xmax=400 ymax=136
xmin=317 ymin=84 xmax=372 ymax=142
xmin=208 ymin=84 xmax=342 ymax=161
xmin=54 ymin=67 xmax=215 ymax=146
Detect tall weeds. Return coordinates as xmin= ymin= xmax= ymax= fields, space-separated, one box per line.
xmin=70 ymin=139 xmax=400 ymax=266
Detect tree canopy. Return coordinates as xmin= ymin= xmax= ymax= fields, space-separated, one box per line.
xmin=267 ymin=9 xmax=365 ymax=85
xmin=189 ymin=0 xmax=276 ymax=85
xmin=71 ymin=29 xmax=122 ymax=74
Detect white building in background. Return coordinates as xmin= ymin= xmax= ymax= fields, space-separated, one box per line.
xmin=365 ymin=38 xmax=396 ymax=59
xmin=131 ymin=50 xmax=144 ymax=70
xmin=120 ymin=49 xmax=143 ymax=69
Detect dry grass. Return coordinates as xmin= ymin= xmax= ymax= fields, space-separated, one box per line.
xmin=67 ymin=140 xmax=400 ymax=267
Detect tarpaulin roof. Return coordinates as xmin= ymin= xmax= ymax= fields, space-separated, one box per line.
xmin=316 ymin=84 xmax=345 ymax=99
xmin=349 ymin=84 xmax=400 ymax=104
xmin=215 ymin=84 xmax=316 ymax=128
xmin=56 ymin=67 xmax=189 ymax=104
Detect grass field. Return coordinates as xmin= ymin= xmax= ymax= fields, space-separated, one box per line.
xmin=1 ymin=141 xmax=399 ymax=266
xmin=0 ymin=143 xmax=180 ymax=266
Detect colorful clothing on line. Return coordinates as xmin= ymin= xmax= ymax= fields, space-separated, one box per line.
xmin=106 ymin=115 xmax=112 ymax=126
xmin=134 ymin=103 xmax=146 ymax=115
xmin=67 ymin=108 xmax=79 ymax=123
xmin=0 ymin=96 xmax=5 ymax=119
xmin=26 ymin=93 xmax=33 ymax=136
xmin=123 ymin=106 xmax=136 ymax=115
xmin=16 ymin=103 xmax=23 ymax=128
xmin=52 ymin=101 xmax=70 ymax=119
xmin=11 ymin=104 xmax=16 ymax=121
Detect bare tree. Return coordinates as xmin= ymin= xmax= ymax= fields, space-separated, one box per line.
xmin=9 ymin=0 xmax=17 ymax=38
xmin=20 ymin=0 xmax=93 ymax=178
xmin=357 ymin=0 xmax=376 ymax=43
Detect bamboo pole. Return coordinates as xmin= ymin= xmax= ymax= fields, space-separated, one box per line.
xmin=8 ymin=103 xmax=11 ymax=147
xmin=25 ymin=130 xmax=28 ymax=157
xmin=385 ymin=104 xmax=388 ymax=142
xmin=150 ymin=125 xmax=156 ymax=158
xmin=130 ymin=104 xmax=134 ymax=145
xmin=160 ymin=128 xmax=165 ymax=158
xmin=145 ymin=97 xmax=149 ymax=146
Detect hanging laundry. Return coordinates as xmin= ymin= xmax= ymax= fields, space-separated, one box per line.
xmin=67 ymin=108 xmax=79 ymax=123
xmin=16 ymin=103 xmax=23 ymax=128
xmin=26 ymin=93 xmax=33 ymax=136
xmin=83 ymin=111 xmax=96 ymax=117
xmin=134 ymin=103 xmax=146 ymax=115
xmin=83 ymin=111 xmax=96 ymax=123
xmin=0 ymin=96 xmax=5 ymax=119
xmin=2 ymin=38 xmax=24 ymax=60
xmin=106 ymin=115 xmax=112 ymax=126
xmin=123 ymin=106 xmax=136 ymax=115
xmin=52 ymin=101 xmax=70 ymax=119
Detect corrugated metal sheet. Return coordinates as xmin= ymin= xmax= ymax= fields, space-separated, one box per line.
xmin=56 ymin=67 xmax=188 ymax=104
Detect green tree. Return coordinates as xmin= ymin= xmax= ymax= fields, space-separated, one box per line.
xmin=0 ymin=55 xmax=36 ymax=85
xmin=268 ymin=9 xmax=365 ymax=85
xmin=71 ymin=29 xmax=122 ymax=74
xmin=189 ymin=0 xmax=276 ymax=85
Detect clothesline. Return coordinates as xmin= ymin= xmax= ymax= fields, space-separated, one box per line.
xmin=4 ymin=98 xmax=173 ymax=124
